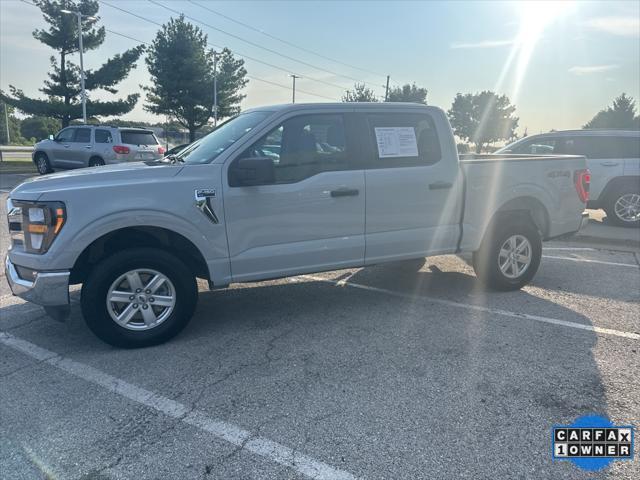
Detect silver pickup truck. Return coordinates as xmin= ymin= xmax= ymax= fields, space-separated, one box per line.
xmin=5 ymin=103 xmax=589 ymax=347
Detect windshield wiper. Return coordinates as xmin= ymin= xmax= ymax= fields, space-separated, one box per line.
xmin=164 ymin=153 xmax=184 ymax=164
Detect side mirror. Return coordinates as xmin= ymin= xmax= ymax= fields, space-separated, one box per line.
xmin=229 ymin=156 xmax=275 ymax=187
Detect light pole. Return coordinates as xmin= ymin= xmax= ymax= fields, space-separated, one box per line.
xmin=61 ymin=9 xmax=95 ymax=124
xmin=212 ymin=50 xmax=218 ymax=127
xmin=289 ymin=74 xmax=300 ymax=103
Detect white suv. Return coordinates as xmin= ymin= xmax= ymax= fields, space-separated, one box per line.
xmin=499 ymin=130 xmax=640 ymax=226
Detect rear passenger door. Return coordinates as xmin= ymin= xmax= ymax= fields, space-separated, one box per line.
xmin=362 ymin=111 xmax=463 ymax=263
xmin=223 ymin=112 xmax=366 ymax=282
xmin=94 ymin=128 xmax=114 ymax=162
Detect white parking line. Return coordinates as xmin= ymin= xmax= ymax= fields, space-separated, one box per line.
xmin=543 ymin=247 xmax=596 ymax=251
xmin=542 ymin=255 xmax=639 ymax=269
xmin=300 ymin=275 xmax=640 ymax=340
xmin=0 ymin=332 xmax=357 ymax=480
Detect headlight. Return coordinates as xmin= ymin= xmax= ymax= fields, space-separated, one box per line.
xmin=7 ymin=199 xmax=66 ymax=254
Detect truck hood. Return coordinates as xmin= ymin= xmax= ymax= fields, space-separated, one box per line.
xmin=10 ymin=161 xmax=184 ymax=201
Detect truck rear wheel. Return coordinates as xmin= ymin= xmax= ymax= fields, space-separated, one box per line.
xmin=472 ymin=219 xmax=542 ymax=291
xmin=81 ymin=248 xmax=198 ymax=348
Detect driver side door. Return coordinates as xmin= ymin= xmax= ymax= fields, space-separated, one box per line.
xmin=222 ymin=112 xmax=366 ymax=282
xmin=49 ymin=128 xmax=76 ymax=168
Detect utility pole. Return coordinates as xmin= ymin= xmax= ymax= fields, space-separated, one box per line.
xmin=3 ymin=103 xmax=10 ymax=145
xmin=384 ymin=75 xmax=390 ymax=102
xmin=213 ymin=50 xmax=219 ymax=127
xmin=61 ymin=9 xmax=96 ymax=124
xmin=290 ymin=74 xmax=301 ymax=103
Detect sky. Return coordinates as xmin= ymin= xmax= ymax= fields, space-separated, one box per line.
xmin=1 ymin=0 xmax=639 ymax=134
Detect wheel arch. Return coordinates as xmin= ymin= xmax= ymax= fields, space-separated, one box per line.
xmin=32 ymin=150 xmax=48 ymax=162
xmin=600 ymin=175 xmax=640 ymax=203
xmin=70 ymin=226 xmax=210 ymax=284
xmin=493 ymin=195 xmax=550 ymax=238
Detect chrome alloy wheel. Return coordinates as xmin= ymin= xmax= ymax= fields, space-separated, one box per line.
xmin=106 ymin=269 xmax=176 ymax=330
xmin=614 ymin=193 xmax=640 ymax=223
xmin=498 ymin=235 xmax=532 ymax=279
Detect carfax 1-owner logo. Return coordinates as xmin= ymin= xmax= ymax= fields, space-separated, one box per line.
xmin=552 ymin=415 xmax=634 ymax=471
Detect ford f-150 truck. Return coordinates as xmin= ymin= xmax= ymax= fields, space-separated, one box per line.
xmin=5 ymin=103 xmax=590 ymax=347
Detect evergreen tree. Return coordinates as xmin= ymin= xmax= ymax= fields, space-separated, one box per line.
xmin=584 ymin=93 xmax=640 ymax=130
xmin=0 ymin=0 xmax=143 ymax=127
xmin=144 ymin=17 xmax=248 ymax=142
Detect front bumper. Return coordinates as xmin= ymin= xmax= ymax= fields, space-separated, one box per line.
xmin=5 ymin=256 xmax=70 ymax=306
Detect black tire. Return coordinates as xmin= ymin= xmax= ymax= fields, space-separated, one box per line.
xmin=603 ymin=185 xmax=640 ymax=228
xmin=88 ymin=156 xmax=105 ymax=167
xmin=34 ymin=152 xmax=52 ymax=175
xmin=81 ymin=248 xmax=198 ymax=348
xmin=472 ymin=218 xmax=542 ymax=291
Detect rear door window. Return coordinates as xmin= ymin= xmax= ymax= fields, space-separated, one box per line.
xmin=366 ymin=113 xmax=441 ymax=167
xmin=120 ymin=131 xmax=158 ymax=145
xmin=560 ymin=136 xmax=640 ymax=159
xmin=73 ymin=128 xmax=91 ymax=143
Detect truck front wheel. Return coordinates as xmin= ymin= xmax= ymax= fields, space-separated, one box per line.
xmin=472 ymin=220 xmax=542 ymax=291
xmin=81 ymin=248 xmax=198 ymax=348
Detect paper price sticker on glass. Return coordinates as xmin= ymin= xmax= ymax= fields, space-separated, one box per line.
xmin=374 ymin=127 xmax=419 ymax=158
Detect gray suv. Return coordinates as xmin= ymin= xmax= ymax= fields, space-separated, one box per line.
xmin=33 ymin=125 xmax=165 ymax=175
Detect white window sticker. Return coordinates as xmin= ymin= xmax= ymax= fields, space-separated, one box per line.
xmin=374 ymin=127 xmax=419 ymax=158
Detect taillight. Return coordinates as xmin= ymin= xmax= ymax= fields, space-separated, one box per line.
xmin=574 ymin=169 xmax=590 ymax=203
xmin=157 ymin=146 xmax=166 ymax=155
xmin=113 ymin=145 xmax=130 ymax=154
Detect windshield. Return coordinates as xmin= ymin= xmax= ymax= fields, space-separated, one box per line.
xmin=180 ymin=111 xmax=272 ymax=164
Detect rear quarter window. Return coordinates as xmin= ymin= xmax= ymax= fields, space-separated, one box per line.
xmin=120 ymin=131 xmax=158 ymax=145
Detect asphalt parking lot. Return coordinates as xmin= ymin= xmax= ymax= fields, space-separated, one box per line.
xmin=1 ymin=182 xmax=639 ymax=479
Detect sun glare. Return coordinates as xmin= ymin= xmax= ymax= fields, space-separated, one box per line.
xmin=511 ymin=1 xmax=577 ymax=101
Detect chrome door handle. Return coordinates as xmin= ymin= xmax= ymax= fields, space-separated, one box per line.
xmin=330 ymin=188 xmax=359 ymax=197
xmin=85 ymin=145 xmax=92 ymax=149
xmin=600 ymin=161 xmax=619 ymax=166
xmin=63 ymin=144 xmax=70 ymax=148
xmin=429 ymin=181 xmax=453 ymax=190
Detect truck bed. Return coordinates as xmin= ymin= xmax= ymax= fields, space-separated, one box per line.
xmin=457 ymin=153 xmax=588 ymax=253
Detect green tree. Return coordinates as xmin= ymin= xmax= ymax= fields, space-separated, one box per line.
xmin=386 ymin=83 xmax=428 ymax=104
xmin=20 ymin=116 xmax=62 ymax=141
xmin=0 ymin=104 xmax=24 ymax=145
xmin=0 ymin=0 xmax=143 ymax=127
xmin=448 ymin=91 xmax=519 ymax=153
xmin=144 ymin=17 xmax=248 ymax=142
xmin=342 ymin=83 xmax=378 ymax=102
xmin=583 ymin=93 xmax=640 ymax=130
xmin=214 ymin=48 xmax=249 ymax=119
